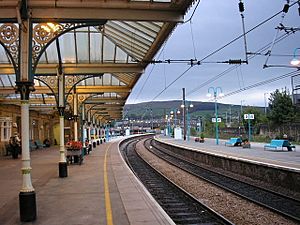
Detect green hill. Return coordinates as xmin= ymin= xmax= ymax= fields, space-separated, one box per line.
xmin=124 ymin=100 xmax=263 ymax=120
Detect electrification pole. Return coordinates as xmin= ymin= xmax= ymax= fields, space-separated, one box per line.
xmin=182 ymin=88 xmax=186 ymax=140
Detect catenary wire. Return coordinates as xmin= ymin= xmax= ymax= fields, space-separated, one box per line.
xmin=145 ymin=1 xmax=299 ymax=102
xmin=219 ymin=70 xmax=299 ymax=99
xmin=186 ymin=32 xmax=293 ymax=97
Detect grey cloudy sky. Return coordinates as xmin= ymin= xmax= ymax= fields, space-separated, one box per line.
xmin=127 ymin=0 xmax=300 ymax=107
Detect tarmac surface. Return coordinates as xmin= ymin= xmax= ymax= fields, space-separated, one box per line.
xmin=156 ymin=136 xmax=300 ymax=171
xmin=0 ymin=136 xmax=174 ymax=225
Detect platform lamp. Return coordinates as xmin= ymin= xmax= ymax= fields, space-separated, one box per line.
xmin=207 ymin=87 xmax=224 ymax=145
xmin=186 ymin=102 xmax=193 ymax=141
xmin=290 ymin=48 xmax=300 ymax=66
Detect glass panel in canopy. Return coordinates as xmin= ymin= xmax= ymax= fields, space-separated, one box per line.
xmin=0 ymin=46 xmax=10 ymax=63
xmin=0 ymin=74 xmax=13 ymax=87
xmin=44 ymin=43 xmax=58 ymax=64
xmin=60 ymin=33 xmax=76 ymax=63
xmin=90 ymin=32 xmax=102 ymax=62
xmin=103 ymin=36 xmax=115 ymax=63
xmin=76 ymin=31 xmax=89 ymax=63
xmin=111 ymin=76 xmax=120 ymax=86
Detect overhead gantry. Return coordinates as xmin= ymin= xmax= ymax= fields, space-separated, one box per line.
xmin=0 ymin=0 xmax=196 ymax=222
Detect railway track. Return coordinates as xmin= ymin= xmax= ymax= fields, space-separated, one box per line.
xmin=120 ymin=138 xmax=234 ymax=225
xmin=146 ymin=138 xmax=300 ymax=223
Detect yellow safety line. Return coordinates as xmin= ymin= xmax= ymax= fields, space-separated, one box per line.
xmin=104 ymin=143 xmax=114 ymax=225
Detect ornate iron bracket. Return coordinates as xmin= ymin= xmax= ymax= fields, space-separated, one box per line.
xmin=35 ymin=74 xmax=101 ymax=108
xmin=32 ymin=21 xmax=106 ymax=73
xmin=0 ymin=23 xmax=19 ymax=74
xmin=15 ymin=81 xmax=35 ymax=100
xmin=57 ymin=106 xmax=65 ymax=117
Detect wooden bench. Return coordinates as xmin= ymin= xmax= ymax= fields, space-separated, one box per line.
xmin=225 ymin=138 xmax=242 ymax=147
xmin=66 ymin=149 xmax=83 ymax=165
xmin=195 ymin=137 xmax=204 ymax=143
xmin=29 ymin=140 xmax=37 ymax=151
xmin=35 ymin=140 xmax=45 ymax=149
xmin=264 ymin=140 xmax=296 ymax=151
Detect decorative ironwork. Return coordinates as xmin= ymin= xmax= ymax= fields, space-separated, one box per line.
xmin=78 ymin=94 xmax=89 ymax=103
xmin=15 ymin=81 xmax=35 ymax=100
xmin=65 ymin=74 xmax=102 ymax=96
xmin=32 ymin=23 xmax=73 ymax=64
xmin=32 ymin=23 xmax=105 ymax=72
xmin=0 ymin=23 xmax=19 ymax=71
xmin=67 ymin=95 xmax=73 ymax=104
xmin=73 ymin=115 xmax=79 ymax=122
xmin=37 ymin=76 xmax=57 ymax=89
xmin=57 ymin=106 xmax=65 ymax=117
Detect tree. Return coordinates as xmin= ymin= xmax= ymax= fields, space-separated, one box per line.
xmin=267 ymin=89 xmax=296 ymax=128
xmin=242 ymin=107 xmax=263 ymax=134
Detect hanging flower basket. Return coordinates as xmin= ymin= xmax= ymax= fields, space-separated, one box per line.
xmin=66 ymin=141 xmax=82 ymax=150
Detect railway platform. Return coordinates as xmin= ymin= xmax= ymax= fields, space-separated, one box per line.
xmin=156 ymin=136 xmax=300 ymax=171
xmin=0 ymin=137 xmax=174 ymax=225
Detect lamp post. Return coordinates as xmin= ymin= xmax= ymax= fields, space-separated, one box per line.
xmin=181 ymin=102 xmax=193 ymax=141
xmin=187 ymin=102 xmax=193 ymax=141
xmin=290 ymin=48 xmax=300 ymax=66
xmin=170 ymin=109 xmax=181 ymax=127
xmin=207 ymin=87 xmax=223 ymax=145
xmin=165 ymin=114 xmax=171 ymax=136
xmin=264 ymin=93 xmax=269 ymax=115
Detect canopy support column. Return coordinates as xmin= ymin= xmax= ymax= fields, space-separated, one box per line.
xmin=73 ymin=90 xmax=78 ymax=141
xmin=58 ymin=72 xmax=68 ymax=178
xmin=16 ymin=15 xmax=37 ymax=222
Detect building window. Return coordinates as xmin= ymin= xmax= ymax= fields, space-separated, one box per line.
xmin=1 ymin=120 xmax=12 ymax=142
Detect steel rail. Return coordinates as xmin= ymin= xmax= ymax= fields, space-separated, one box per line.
xmin=119 ymin=137 xmax=234 ymax=225
xmin=146 ymin=138 xmax=300 ymax=223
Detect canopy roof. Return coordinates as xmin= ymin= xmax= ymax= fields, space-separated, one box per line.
xmin=0 ymin=0 xmax=195 ymax=122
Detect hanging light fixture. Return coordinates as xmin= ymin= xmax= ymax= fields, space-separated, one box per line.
xmin=290 ymin=48 xmax=300 ymax=66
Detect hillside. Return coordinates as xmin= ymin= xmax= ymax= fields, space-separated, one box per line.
xmin=123 ymin=100 xmax=263 ymax=120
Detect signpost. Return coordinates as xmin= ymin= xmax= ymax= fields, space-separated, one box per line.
xmin=212 ymin=118 xmax=222 ymax=123
xmin=244 ymin=114 xmax=254 ymax=141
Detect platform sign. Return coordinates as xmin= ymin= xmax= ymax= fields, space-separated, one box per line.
xmin=244 ymin=114 xmax=254 ymax=142
xmin=244 ymin=114 xmax=254 ymax=120
xmin=212 ymin=118 xmax=221 ymax=123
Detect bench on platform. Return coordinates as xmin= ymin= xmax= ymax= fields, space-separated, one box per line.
xmin=225 ymin=138 xmax=242 ymax=147
xmin=5 ymin=143 xmax=13 ymax=156
xmin=29 ymin=140 xmax=37 ymax=151
xmin=35 ymin=140 xmax=45 ymax=149
xmin=195 ymin=137 xmax=204 ymax=143
xmin=264 ymin=140 xmax=296 ymax=151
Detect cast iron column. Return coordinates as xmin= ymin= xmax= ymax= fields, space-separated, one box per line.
xmin=58 ymin=72 xmax=67 ymax=177
xmin=17 ymin=17 xmax=37 ymax=222
xmin=73 ymin=90 xmax=78 ymax=141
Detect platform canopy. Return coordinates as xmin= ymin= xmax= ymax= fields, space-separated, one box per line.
xmin=0 ymin=0 xmax=195 ymax=122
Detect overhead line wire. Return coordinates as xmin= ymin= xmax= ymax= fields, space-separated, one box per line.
xmin=151 ymin=66 xmax=194 ymax=101
xmin=133 ymin=0 xmax=201 ymax=104
xmin=186 ymin=32 xmax=292 ymax=97
xmin=183 ymin=0 xmax=201 ymax=24
xmin=147 ymin=1 xmax=298 ymax=102
xmin=220 ymin=70 xmax=299 ymax=99
xmin=197 ymin=1 xmax=299 ymax=63
xmin=132 ymin=42 xmax=167 ymax=103
xmin=135 ymin=1 xmax=298 ymax=104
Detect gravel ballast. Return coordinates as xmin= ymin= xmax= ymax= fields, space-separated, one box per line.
xmin=135 ymin=141 xmax=297 ymax=225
